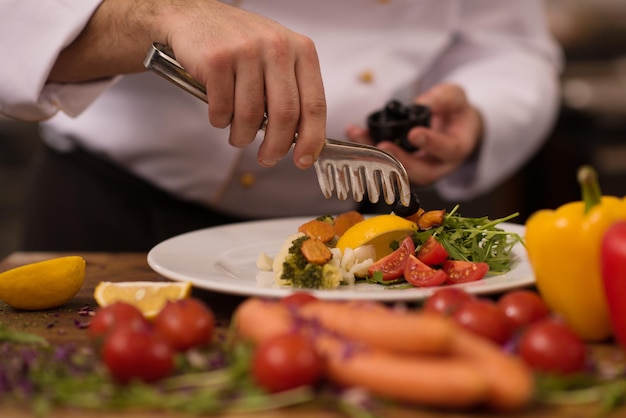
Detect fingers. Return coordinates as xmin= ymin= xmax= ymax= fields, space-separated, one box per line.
xmin=416 ymin=83 xmax=467 ymax=116
xmin=345 ymin=124 xmax=373 ymax=145
xmin=262 ymin=35 xmax=326 ymax=169
xmin=169 ymin=4 xmax=326 ymax=170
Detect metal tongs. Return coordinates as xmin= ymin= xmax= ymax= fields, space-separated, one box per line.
xmin=144 ymin=43 xmax=412 ymax=206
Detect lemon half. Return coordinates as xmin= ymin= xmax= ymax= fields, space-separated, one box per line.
xmin=94 ymin=281 xmax=192 ymax=318
xmin=0 ymin=256 xmax=86 ymax=310
xmin=335 ymin=214 xmax=417 ymax=260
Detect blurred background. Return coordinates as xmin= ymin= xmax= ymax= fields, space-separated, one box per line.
xmin=1 ymin=0 xmax=626 ymax=259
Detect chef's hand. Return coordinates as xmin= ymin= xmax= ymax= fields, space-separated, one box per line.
xmin=48 ymin=0 xmax=326 ymax=170
xmin=346 ymin=84 xmax=483 ymax=185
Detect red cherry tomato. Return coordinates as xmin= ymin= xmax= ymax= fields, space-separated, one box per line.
xmin=423 ymin=287 xmax=474 ymax=316
xmin=281 ymin=292 xmax=319 ymax=308
xmin=102 ymin=324 xmax=175 ymax=383
xmin=517 ymin=318 xmax=587 ymax=375
xmin=416 ymin=236 xmax=449 ymax=266
xmin=497 ymin=290 xmax=551 ymax=332
xmin=443 ymin=260 xmax=489 ymax=284
xmin=368 ymin=235 xmax=415 ymax=281
xmin=88 ymin=302 xmax=148 ymax=341
xmin=404 ymin=255 xmax=449 ymax=287
xmin=153 ymin=298 xmax=215 ymax=352
xmin=252 ymin=332 xmax=323 ymax=393
xmin=453 ymin=299 xmax=512 ymax=345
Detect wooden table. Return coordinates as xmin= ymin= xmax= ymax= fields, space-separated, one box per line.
xmin=1 ymin=252 xmax=624 ymax=417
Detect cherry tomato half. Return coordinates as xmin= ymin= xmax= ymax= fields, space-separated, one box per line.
xmin=416 ymin=236 xmax=449 ymax=266
xmin=88 ymin=302 xmax=148 ymax=341
xmin=368 ymin=235 xmax=415 ymax=281
xmin=102 ymin=324 xmax=175 ymax=384
xmin=497 ymin=290 xmax=550 ymax=333
xmin=423 ymin=287 xmax=474 ymax=316
xmin=252 ymin=332 xmax=323 ymax=393
xmin=153 ymin=298 xmax=215 ymax=352
xmin=444 ymin=260 xmax=489 ymax=284
xmin=453 ymin=299 xmax=512 ymax=345
xmin=404 ymin=255 xmax=449 ymax=287
xmin=517 ymin=318 xmax=587 ymax=375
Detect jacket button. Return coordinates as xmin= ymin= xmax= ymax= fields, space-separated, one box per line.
xmin=358 ymin=69 xmax=375 ymax=84
xmin=240 ymin=172 xmax=256 ymax=188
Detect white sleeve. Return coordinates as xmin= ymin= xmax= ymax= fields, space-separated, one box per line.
xmin=0 ymin=0 xmax=110 ymax=121
xmin=422 ymin=0 xmax=563 ymax=201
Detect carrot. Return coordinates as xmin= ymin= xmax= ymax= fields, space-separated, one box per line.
xmin=297 ymin=300 xmax=456 ymax=355
xmin=300 ymin=238 xmax=333 ymax=265
xmin=451 ymin=329 xmax=535 ymax=411
xmin=234 ymin=297 xmax=534 ymax=411
xmin=235 ymin=298 xmax=488 ymax=409
xmin=416 ymin=209 xmax=446 ymax=230
xmin=235 ymin=298 xmax=293 ymax=343
xmin=317 ymin=334 xmax=489 ymax=409
xmin=298 ymin=219 xmax=335 ymax=243
xmin=333 ymin=210 xmax=365 ymax=237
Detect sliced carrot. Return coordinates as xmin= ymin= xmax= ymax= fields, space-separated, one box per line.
xmin=300 ymin=238 xmax=332 ymax=265
xmin=416 ymin=209 xmax=446 ymax=230
xmin=333 ymin=210 xmax=365 ymax=237
xmin=298 ymin=219 xmax=335 ymax=243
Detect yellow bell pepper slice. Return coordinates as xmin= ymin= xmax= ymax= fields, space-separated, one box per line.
xmin=525 ymin=166 xmax=626 ymax=341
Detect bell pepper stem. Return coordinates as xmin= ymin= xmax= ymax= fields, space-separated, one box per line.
xmin=577 ymin=165 xmax=602 ymax=214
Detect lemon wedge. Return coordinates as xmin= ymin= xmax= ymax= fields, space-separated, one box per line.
xmin=94 ymin=281 xmax=192 ymax=318
xmin=0 ymin=256 xmax=86 ymax=310
xmin=335 ymin=214 xmax=417 ymax=260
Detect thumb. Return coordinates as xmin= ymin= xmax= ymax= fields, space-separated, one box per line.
xmin=416 ymin=83 xmax=467 ymax=115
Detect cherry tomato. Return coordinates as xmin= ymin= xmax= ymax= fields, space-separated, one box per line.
xmin=102 ymin=324 xmax=175 ymax=383
xmin=153 ymin=298 xmax=215 ymax=352
xmin=497 ymin=290 xmax=550 ymax=332
xmin=444 ymin=260 xmax=489 ymax=284
xmin=453 ymin=299 xmax=512 ymax=345
xmin=88 ymin=302 xmax=148 ymax=341
xmin=281 ymin=292 xmax=319 ymax=308
xmin=368 ymin=235 xmax=415 ymax=281
xmin=517 ymin=318 xmax=587 ymax=375
xmin=404 ymin=255 xmax=449 ymax=287
xmin=423 ymin=287 xmax=474 ymax=316
xmin=416 ymin=236 xmax=449 ymax=266
xmin=252 ymin=332 xmax=323 ymax=393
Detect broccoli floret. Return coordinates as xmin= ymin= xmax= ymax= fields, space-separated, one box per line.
xmin=281 ymin=236 xmax=342 ymax=289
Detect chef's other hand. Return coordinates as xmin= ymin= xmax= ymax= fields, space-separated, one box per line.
xmin=346 ymin=83 xmax=483 ymax=185
xmin=167 ymin=1 xmax=326 ymax=169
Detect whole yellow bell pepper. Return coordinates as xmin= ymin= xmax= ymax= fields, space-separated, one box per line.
xmin=525 ymin=166 xmax=626 ymax=341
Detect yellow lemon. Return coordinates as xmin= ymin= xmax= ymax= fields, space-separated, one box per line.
xmin=335 ymin=214 xmax=417 ymax=260
xmin=0 ymin=256 xmax=86 ymax=310
xmin=94 ymin=281 xmax=192 ymax=318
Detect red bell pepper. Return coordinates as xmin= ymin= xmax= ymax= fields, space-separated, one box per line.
xmin=601 ymin=220 xmax=626 ymax=348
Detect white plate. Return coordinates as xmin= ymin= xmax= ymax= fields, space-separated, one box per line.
xmin=147 ymin=217 xmax=534 ymax=302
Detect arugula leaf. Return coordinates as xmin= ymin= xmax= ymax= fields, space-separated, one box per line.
xmin=412 ymin=205 xmax=523 ymax=273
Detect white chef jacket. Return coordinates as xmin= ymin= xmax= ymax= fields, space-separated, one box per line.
xmin=0 ymin=0 xmax=561 ymax=218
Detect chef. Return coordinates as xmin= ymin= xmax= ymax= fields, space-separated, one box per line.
xmin=0 ymin=0 xmax=561 ymax=250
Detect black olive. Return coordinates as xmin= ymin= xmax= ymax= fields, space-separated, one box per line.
xmin=393 ymin=192 xmax=421 ymax=217
xmin=383 ymin=100 xmax=407 ymax=120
